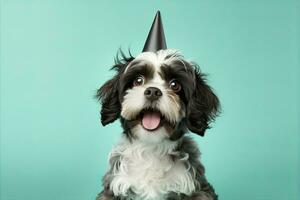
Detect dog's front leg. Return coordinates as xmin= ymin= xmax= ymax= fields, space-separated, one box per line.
xmin=166 ymin=191 xmax=216 ymax=200
xmin=183 ymin=191 xmax=216 ymax=200
xmin=96 ymin=190 xmax=116 ymax=200
xmin=96 ymin=190 xmax=131 ymax=200
xmin=183 ymin=180 xmax=218 ymax=200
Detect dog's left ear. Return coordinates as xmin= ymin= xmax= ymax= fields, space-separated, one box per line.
xmin=186 ymin=69 xmax=220 ymax=136
xmin=96 ymin=75 xmax=121 ymax=126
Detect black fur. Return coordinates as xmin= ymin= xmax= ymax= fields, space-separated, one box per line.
xmin=186 ymin=65 xmax=220 ymax=136
xmin=95 ymin=50 xmax=134 ymax=126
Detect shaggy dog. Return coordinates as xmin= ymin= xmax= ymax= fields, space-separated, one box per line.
xmin=95 ymin=49 xmax=220 ymax=200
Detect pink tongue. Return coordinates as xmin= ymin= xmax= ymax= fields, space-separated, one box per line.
xmin=142 ymin=112 xmax=161 ymax=130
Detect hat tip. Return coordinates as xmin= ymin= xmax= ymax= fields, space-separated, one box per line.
xmin=142 ymin=10 xmax=167 ymax=52
xmin=156 ymin=10 xmax=161 ymax=17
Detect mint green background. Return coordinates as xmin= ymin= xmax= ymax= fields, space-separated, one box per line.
xmin=1 ymin=1 xmax=299 ymax=200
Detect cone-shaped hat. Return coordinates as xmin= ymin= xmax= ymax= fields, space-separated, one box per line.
xmin=142 ymin=11 xmax=167 ymax=52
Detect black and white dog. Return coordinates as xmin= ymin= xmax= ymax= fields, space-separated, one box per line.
xmin=96 ymin=12 xmax=220 ymax=200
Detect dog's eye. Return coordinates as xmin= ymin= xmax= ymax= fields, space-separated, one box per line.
xmin=133 ymin=75 xmax=145 ymax=86
xmin=169 ymin=80 xmax=181 ymax=92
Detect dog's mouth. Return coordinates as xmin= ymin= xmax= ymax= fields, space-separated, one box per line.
xmin=139 ymin=108 xmax=164 ymax=131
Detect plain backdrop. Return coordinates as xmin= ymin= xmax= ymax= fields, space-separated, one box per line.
xmin=1 ymin=1 xmax=299 ymax=200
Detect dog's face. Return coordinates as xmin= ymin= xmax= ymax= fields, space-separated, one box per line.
xmin=97 ymin=50 xmax=219 ymax=143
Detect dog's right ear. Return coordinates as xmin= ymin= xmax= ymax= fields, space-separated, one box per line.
xmin=96 ymin=49 xmax=134 ymax=126
xmin=96 ymin=75 xmax=121 ymax=126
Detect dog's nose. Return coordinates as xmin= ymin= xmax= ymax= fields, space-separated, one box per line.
xmin=144 ymin=87 xmax=162 ymax=101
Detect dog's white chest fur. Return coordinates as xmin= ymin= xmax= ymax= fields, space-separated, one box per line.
xmin=109 ymin=137 xmax=195 ymax=200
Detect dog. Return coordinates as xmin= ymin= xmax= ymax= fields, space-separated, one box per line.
xmin=95 ymin=48 xmax=220 ymax=200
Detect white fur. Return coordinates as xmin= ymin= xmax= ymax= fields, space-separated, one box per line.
xmin=109 ymin=135 xmax=196 ymax=200
xmin=121 ymin=86 xmax=146 ymax=120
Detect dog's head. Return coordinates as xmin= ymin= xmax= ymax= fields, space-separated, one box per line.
xmin=96 ymin=49 xmax=220 ymax=143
